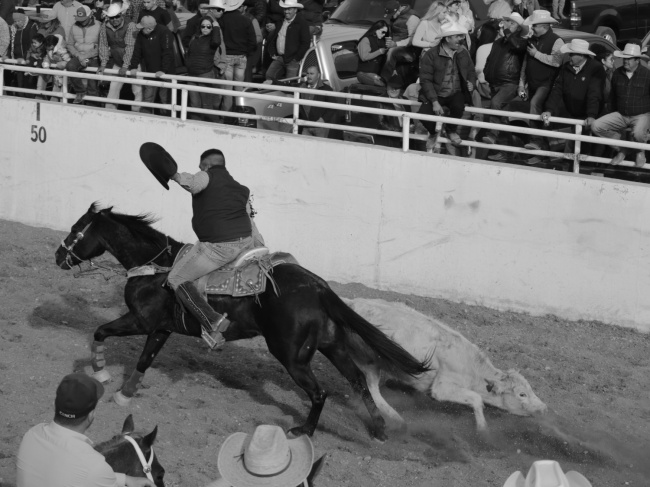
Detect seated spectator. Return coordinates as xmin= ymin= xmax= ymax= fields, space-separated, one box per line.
xmin=591 ymin=44 xmax=650 ymax=167
xmin=356 ymin=20 xmax=389 ymax=87
xmin=33 ymin=11 xmax=66 ymax=38
xmin=39 ymin=34 xmax=71 ymax=99
xmin=128 ymin=15 xmax=175 ymax=114
xmin=8 ymin=12 xmax=38 ymax=91
xmin=137 ymin=0 xmax=171 ymax=28
xmin=52 ymin=0 xmax=83 ymax=40
xmin=380 ymin=0 xmax=419 ymax=83
xmin=300 ymin=0 xmax=323 ymax=36
xmin=481 ymin=12 xmax=527 ymax=161
xmin=418 ymin=21 xmax=476 ymax=149
xmin=205 ymin=424 xmax=317 ymax=487
xmin=512 ymin=0 xmax=539 ymax=19
xmin=412 ymin=1 xmax=446 ymax=54
xmin=265 ymin=0 xmax=310 ymax=82
xmin=299 ymin=64 xmax=333 ymax=137
xmin=484 ymin=0 xmax=512 ymax=19
xmin=590 ymin=43 xmax=614 ymax=115
xmin=541 ymin=39 xmax=605 ymax=156
xmin=98 ymin=1 xmax=141 ymax=111
xmin=16 ymin=373 xmax=155 ymax=487
xmin=65 ymin=5 xmax=101 ymax=104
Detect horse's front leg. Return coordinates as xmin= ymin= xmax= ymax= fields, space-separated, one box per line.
xmin=114 ymin=329 xmax=171 ymax=406
xmin=91 ymin=312 xmax=144 ymax=383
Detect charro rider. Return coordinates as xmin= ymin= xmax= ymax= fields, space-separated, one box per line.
xmin=168 ymin=148 xmax=260 ymax=350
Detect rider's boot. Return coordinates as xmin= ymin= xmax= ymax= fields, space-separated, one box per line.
xmin=175 ymin=282 xmax=230 ymax=350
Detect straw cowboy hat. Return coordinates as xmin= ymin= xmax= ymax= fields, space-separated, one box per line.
xmin=502 ymin=12 xmax=529 ymax=35
xmin=560 ymin=39 xmax=595 ymax=56
xmin=106 ymin=1 xmax=130 ymax=18
xmin=33 ymin=11 xmax=58 ymax=22
xmin=217 ymin=425 xmax=314 ymax=487
xmin=503 ymin=460 xmax=592 ymax=487
xmin=523 ymin=9 xmax=559 ymax=25
xmin=436 ymin=21 xmax=469 ymax=38
xmin=204 ymin=0 xmax=244 ymax=11
xmin=279 ymin=0 xmax=304 ymax=8
xmin=614 ymin=43 xmax=650 ymax=60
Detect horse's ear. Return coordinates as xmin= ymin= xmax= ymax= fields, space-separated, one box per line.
xmin=143 ymin=425 xmax=158 ymax=447
xmin=121 ymin=414 xmax=135 ymax=435
xmin=100 ymin=206 xmax=114 ymax=215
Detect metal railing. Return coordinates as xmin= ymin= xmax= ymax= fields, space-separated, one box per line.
xmin=2 ymin=60 xmax=650 ymax=176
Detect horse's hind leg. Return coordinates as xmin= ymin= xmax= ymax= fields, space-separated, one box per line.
xmin=356 ymin=363 xmax=406 ymax=432
xmin=91 ymin=312 xmax=144 ymax=383
xmin=114 ymin=329 xmax=171 ymax=406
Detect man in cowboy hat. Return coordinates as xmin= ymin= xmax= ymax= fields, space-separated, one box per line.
xmin=540 ymin=39 xmax=605 ymax=155
xmin=65 ymin=5 xmax=102 ymax=104
xmin=206 ymin=424 xmax=320 ymax=487
xmin=519 ymin=9 xmax=564 ymax=163
xmin=481 ymin=12 xmax=528 ymax=160
xmin=380 ymin=0 xmax=419 ymax=83
xmin=265 ymin=0 xmax=310 ymax=82
xmin=98 ymin=1 xmax=142 ymax=111
xmin=591 ymin=43 xmax=650 ymax=167
xmin=16 ymin=373 xmax=155 ymax=487
xmin=418 ymin=21 xmax=477 ymax=149
xmin=34 ymin=11 xmax=66 ymax=38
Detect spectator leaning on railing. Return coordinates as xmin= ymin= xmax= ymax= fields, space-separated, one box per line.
xmin=8 ymin=12 xmax=38 ymax=91
xmin=98 ymin=1 xmax=141 ymax=111
xmin=265 ymin=0 xmax=309 ymax=82
xmin=65 ymin=5 xmax=101 ymax=104
xmin=38 ymin=34 xmax=71 ymax=99
xmin=591 ymin=44 xmax=650 ymax=168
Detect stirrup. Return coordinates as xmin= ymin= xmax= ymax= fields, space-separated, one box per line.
xmin=202 ymin=328 xmax=225 ymax=350
xmin=213 ymin=312 xmax=230 ymax=332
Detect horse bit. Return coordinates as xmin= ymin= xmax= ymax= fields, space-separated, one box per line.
xmin=60 ymin=220 xmax=94 ymax=269
xmin=122 ymin=435 xmax=155 ymax=483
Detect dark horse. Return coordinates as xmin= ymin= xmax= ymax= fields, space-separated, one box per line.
xmin=55 ymin=204 xmax=429 ymax=441
xmin=98 ymin=415 xmax=165 ymax=487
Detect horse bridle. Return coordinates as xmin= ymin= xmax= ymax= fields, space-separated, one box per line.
xmin=60 ymin=220 xmax=94 ymax=268
xmin=122 ymin=435 xmax=155 ymax=483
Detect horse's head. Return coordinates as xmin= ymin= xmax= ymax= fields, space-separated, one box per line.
xmin=55 ymin=203 xmax=110 ymax=269
xmin=97 ymin=414 xmax=165 ymax=487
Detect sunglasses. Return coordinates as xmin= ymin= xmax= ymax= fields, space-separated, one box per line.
xmin=201 ymin=24 xmax=212 ymax=29
xmin=214 ymin=7 xmax=224 ymax=12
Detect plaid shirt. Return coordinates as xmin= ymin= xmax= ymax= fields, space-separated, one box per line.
xmin=610 ymin=65 xmax=650 ymax=116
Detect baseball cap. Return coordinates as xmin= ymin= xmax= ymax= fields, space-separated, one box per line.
xmin=74 ymin=5 xmax=91 ymax=21
xmin=55 ymin=373 xmax=105 ymax=419
xmin=136 ymin=15 xmax=157 ymax=29
xmin=384 ymin=0 xmax=400 ymax=15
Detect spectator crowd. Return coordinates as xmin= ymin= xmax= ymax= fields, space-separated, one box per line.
xmin=0 ymin=0 xmax=649 ymax=166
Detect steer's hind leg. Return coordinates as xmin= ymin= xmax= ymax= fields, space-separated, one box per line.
xmin=429 ymin=378 xmax=488 ymax=431
xmin=91 ymin=312 xmax=145 ymax=383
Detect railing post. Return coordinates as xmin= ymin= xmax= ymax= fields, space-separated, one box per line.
xmin=170 ymin=78 xmax=177 ymax=118
xmin=573 ymin=124 xmax=582 ymax=174
xmin=293 ymin=91 xmax=300 ymax=135
xmin=402 ymin=113 xmax=410 ymax=152
xmin=180 ymin=89 xmax=188 ymax=121
xmin=61 ymin=73 xmax=68 ymax=104
xmin=0 ymin=66 xmax=4 ymax=95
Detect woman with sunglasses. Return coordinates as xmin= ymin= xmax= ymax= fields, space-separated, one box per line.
xmin=186 ymin=16 xmax=223 ymax=122
xmin=356 ymin=20 xmax=390 ymax=87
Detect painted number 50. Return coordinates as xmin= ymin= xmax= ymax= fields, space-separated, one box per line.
xmin=30 ymin=125 xmax=47 ymax=143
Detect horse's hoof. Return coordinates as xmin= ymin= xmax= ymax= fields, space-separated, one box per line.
xmin=93 ymin=369 xmax=112 ymax=383
xmin=113 ymin=390 xmax=132 ymax=407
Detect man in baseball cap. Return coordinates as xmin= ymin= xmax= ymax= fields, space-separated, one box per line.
xmin=16 ymin=374 xmax=154 ymax=487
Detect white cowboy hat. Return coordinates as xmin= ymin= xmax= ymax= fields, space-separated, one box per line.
xmin=279 ymin=0 xmax=304 ymax=8
xmin=523 ymin=9 xmax=559 ymax=25
xmin=436 ymin=21 xmax=469 ymax=39
xmin=560 ymin=38 xmax=595 ymax=56
xmin=502 ymin=12 xmax=529 ymax=35
xmin=503 ymin=460 xmax=592 ymax=487
xmin=217 ymin=425 xmax=314 ymax=487
xmin=33 ymin=11 xmax=58 ymax=22
xmin=106 ymin=0 xmax=130 ymax=18
xmin=614 ymin=43 xmax=650 ymax=60
xmin=204 ymin=0 xmax=244 ymax=10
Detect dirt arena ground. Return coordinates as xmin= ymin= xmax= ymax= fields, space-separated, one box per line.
xmin=0 ymin=218 xmax=648 ymax=487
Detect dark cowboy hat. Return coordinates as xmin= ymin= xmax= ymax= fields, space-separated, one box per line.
xmin=139 ymin=143 xmax=178 ymax=190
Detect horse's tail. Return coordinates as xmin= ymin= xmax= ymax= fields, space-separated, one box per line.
xmin=320 ymin=287 xmax=430 ymax=377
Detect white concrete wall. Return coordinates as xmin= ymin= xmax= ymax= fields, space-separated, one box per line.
xmin=2 ymin=97 xmax=650 ymax=332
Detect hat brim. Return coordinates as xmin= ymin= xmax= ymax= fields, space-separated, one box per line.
xmin=34 ymin=15 xmax=58 ymax=22
xmin=139 ymin=142 xmax=178 ymax=190
xmin=279 ymin=1 xmax=304 ymax=8
xmin=560 ymin=45 xmax=595 ymax=56
xmin=436 ymin=29 xmax=468 ymax=39
xmin=523 ymin=17 xmax=559 ymax=25
xmin=218 ymin=432 xmax=314 ymax=487
xmin=614 ymin=50 xmax=649 ymax=60
xmin=75 ymin=14 xmax=89 ymax=21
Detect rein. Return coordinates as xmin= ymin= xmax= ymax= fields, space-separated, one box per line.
xmin=122 ymin=435 xmax=155 ymax=483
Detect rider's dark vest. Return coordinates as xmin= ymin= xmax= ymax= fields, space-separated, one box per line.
xmin=357 ymin=34 xmax=386 ymax=75
xmin=525 ymin=28 xmax=560 ymax=90
xmin=391 ymin=8 xmax=415 ymax=42
xmin=191 ymin=165 xmax=252 ymax=243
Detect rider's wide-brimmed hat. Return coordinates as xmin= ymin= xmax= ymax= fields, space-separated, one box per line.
xmin=279 ymin=0 xmax=304 ymax=8
xmin=503 ymin=460 xmax=592 ymax=487
xmin=523 ymin=9 xmax=559 ymax=25
xmin=204 ymin=0 xmax=244 ymax=10
xmin=106 ymin=1 xmax=130 ymax=17
xmin=614 ymin=43 xmax=650 ymax=60
xmin=217 ymin=425 xmax=314 ymax=487
xmin=560 ymin=39 xmax=595 ymax=56
xmin=139 ymin=143 xmax=178 ymax=190
xmin=435 ymin=21 xmax=469 ymax=38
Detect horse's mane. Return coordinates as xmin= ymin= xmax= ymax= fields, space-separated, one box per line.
xmin=95 ymin=432 xmax=145 ymax=455
xmin=93 ymin=203 xmax=170 ymax=247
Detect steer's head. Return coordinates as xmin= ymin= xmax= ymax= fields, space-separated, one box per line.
xmin=484 ymin=369 xmax=547 ymax=416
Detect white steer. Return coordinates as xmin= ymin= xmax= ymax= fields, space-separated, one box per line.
xmin=344 ymin=298 xmax=548 ymax=430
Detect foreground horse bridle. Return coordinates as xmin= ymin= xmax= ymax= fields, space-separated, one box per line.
xmin=60 ymin=219 xmax=94 ymax=269
xmin=122 ymin=435 xmax=155 ymax=483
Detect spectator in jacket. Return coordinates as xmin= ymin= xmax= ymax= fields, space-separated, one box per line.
xmin=592 ymin=44 xmax=650 ymax=167
xmin=301 ymin=0 xmax=323 ymax=35
xmin=34 ymin=11 xmax=66 ymax=38
xmin=591 ymin=43 xmax=614 ymax=115
xmin=128 ymin=15 xmax=175 ymax=113
xmin=65 ymin=5 xmax=101 ymax=104
xmin=9 ymin=12 xmax=38 ymax=91
xmin=52 ymin=0 xmax=83 ymax=38
xmin=266 ymin=0 xmax=283 ymax=26
xmin=265 ymin=0 xmax=309 ymax=82
xmin=186 ymin=15 xmax=222 ymax=121
xmin=519 ymin=9 xmax=564 ymax=159
xmin=244 ymin=0 xmax=265 ymax=26
xmin=98 ymin=1 xmax=141 ymax=111
xmin=0 ymin=0 xmax=16 ymax=26
xmin=137 ymin=0 xmax=171 ymax=26
xmin=380 ymin=0 xmax=419 ymax=83
xmin=181 ymin=0 xmax=209 ymax=49
xmin=412 ymin=2 xmax=446 ymax=54
xmin=38 ymin=34 xmax=71 ymax=99
xmin=356 ymin=20 xmax=389 ymax=86
xmin=418 ymin=21 xmax=476 ymax=149
xmin=299 ymin=64 xmax=334 ymax=137
xmin=481 ymin=12 xmax=527 ymax=161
